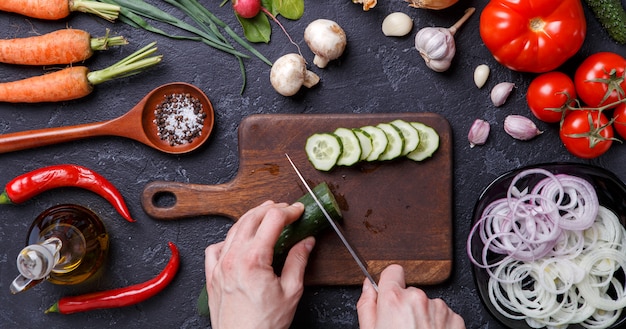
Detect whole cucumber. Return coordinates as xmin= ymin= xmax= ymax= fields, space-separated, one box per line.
xmin=584 ymin=0 xmax=626 ymax=44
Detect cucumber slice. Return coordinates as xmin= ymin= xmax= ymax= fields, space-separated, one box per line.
xmin=407 ymin=122 xmax=440 ymax=161
xmin=390 ymin=119 xmax=420 ymax=155
xmin=305 ymin=133 xmax=342 ymax=171
xmin=376 ymin=123 xmax=404 ymax=161
xmin=333 ymin=128 xmax=362 ymax=166
xmin=352 ymin=128 xmax=373 ymax=161
xmin=360 ymin=126 xmax=388 ymax=161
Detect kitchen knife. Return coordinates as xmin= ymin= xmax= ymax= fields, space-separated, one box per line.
xmin=285 ymin=153 xmax=379 ymax=292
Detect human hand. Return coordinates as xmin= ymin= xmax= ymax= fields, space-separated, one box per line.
xmin=204 ymin=201 xmax=315 ymax=329
xmin=356 ymin=264 xmax=465 ymax=329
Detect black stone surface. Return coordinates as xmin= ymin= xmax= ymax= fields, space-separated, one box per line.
xmin=0 ymin=1 xmax=625 ymax=328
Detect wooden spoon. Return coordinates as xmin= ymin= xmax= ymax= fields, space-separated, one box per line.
xmin=0 ymin=82 xmax=214 ymax=155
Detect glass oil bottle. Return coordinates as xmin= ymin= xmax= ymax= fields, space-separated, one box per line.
xmin=10 ymin=204 xmax=109 ymax=294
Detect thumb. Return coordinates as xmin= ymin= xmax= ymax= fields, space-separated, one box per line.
xmin=356 ymin=277 xmax=378 ymax=329
xmin=280 ymin=236 xmax=315 ymax=295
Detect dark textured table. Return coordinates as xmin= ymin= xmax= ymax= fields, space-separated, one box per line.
xmin=1 ymin=1 xmax=625 ymax=328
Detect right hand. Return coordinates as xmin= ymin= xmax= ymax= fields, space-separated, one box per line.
xmin=356 ymin=264 xmax=465 ymax=329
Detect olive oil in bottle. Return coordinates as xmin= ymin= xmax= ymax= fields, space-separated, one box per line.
xmin=10 ymin=204 xmax=109 ymax=294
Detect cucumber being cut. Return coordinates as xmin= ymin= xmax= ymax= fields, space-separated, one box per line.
xmin=333 ymin=128 xmax=362 ymax=166
xmin=407 ymin=122 xmax=440 ymax=161
xmin=376 ymin=123 xmax=404 ymax=161
xmin=305 ymin=133 xmax=343 ymax=171
xmin=390 ymin=119 xmax=420 ymax=155
xmin=360 ymin=126 xmax=389 ymax=161
xmin=273 ymin=182 xmax=342 ymax=260
xmin=353 ymin=128 xmax=373 ymax=161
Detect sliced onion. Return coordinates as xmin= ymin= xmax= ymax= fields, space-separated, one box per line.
xmin=467 ymin=168 xmax=626 ymax=328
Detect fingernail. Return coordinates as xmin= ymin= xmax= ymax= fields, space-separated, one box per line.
xmin=362 ymin=278 xmax=370 ymax=292
xmin=303 ymin=236 xmax=315 ymax=252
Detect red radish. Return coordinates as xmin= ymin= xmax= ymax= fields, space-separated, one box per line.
xmin=232 ymin=0 xmax=261 ymax=18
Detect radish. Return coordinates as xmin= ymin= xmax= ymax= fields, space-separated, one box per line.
xmin=232 ymin=0 xmax=261 ymax=18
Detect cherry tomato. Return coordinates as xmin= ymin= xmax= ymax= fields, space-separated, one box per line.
xmin=479 ymin=0 xmax=586 ymax=73
xmin=574 ymin=52 xmax=626 ymax=108
xmin=526 ymin=72 xmax=576 ymax=123
xmin=559 ymin=110 xmax=614 ymax=159
xmin=613 ymin=102 xmax=626 ymax=139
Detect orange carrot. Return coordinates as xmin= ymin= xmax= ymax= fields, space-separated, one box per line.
xmin=0 ymin=29 xmax=127 ymax=66
xmin=0 ymin=42 xmax=162 ymax=103
xmin=0 ymin=0 xmax=119 ymax=21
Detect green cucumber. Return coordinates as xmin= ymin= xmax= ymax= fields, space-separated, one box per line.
xmin=376 ymin=122 xmax=404 ymax=161
xmin=353 ymin=128 xmax=373 ymax=161
xmin=273 ymin=182 xmax=342 ymax=260
xmin=407 ymin=122 xmax=440 ymax=161
xmin=583 ymin=0 xmax=626 ymax=44
xmin=333 ymin=128 xmax=362 ymax=166
xmin=390 ymin=119 xmax=420 ymax=155
xmin=360 ymin=125 xmax=388 ymax=161
xmin=305 ymin=133 xmax=342 ymax=171
xmin=198 ymin=182 xmax=342 ymax=317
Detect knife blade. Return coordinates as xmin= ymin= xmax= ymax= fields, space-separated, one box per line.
xmin=285 ymin=153 xmax=379 ymax=292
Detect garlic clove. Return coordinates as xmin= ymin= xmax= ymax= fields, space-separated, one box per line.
xmin=304 ymin=19 xmax=347 ymax=69
xmin=474 ymin=64 xmax=490 ymax=88
xmin=490 ymin=82 xmax=515 ymax=107
xmin=504 ymin=115 xmax=543 ymax=141
xmin=468 ymin=119 xmax=490 ymax=148
xmin=382 ymin=12 xmax=413 ymax=37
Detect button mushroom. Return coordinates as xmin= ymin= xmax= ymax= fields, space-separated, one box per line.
xmin=270 ymin=53 xmax=320 ymax=96
xmin=304 ymin=19 xmax=347 ymax=68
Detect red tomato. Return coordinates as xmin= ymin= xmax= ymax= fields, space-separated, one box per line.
xmin=574 ymin=52 xmax=626 ymax=108
xmin=479 ymin=0 xmax=586 ymax=73
xmin=526 ymin=72 xmax=577 ymax=123
xmin=613 ymin=102 xmax=626 ymax=139
xmin=560 ymin=110 xmax=614 ymax=159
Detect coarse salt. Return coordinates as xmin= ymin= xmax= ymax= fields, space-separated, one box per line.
xmin=153 ymin=93 xmax=206 ymax=146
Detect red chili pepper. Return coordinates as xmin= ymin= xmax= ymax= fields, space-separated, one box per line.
xmin=0 ymin=164 xmax=135 ymax=222
xmin=46 ymin=242 xmax=180 ymax=314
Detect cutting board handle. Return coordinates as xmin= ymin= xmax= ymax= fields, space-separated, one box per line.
xmin=140 ymin=180 xmax=245 ymax=221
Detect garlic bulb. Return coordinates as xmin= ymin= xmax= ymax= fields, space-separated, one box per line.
xmin=490 ymin=82 xmax=515 ymax=107
xmin=406 ymin=0 xmax=458 ymax=10
xmin=468 ymin=119 xmax=490 ymax=148
xmin=382 ymin=12 xmax=413 ymax=37
xmin=504 ymin=115 xmax=542 ymax=141
xmin=474 ymin=64 xmax=490 ymax=88
xmin=414 ymin=7 xmax=475 ymax=72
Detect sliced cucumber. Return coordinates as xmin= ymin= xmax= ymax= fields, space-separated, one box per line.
xmin=352 ymin=128 xmax=373 ymax=161
xmin=390 ymin=119 xmax=420 ymax=155
xmin=333 ymin=128 xmax=362 ymax=166
xmin=376 ymin=123 xmax=404 ymax=161
xmin=305 ymin=133 xmax=342 ymax=171
xmin=407 ymin=122 xmax=440 ymax=161
xmin=360 ymin=126 xmax=388 ymax=161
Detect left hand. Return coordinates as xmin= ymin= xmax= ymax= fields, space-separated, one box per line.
xmin=204 ymin=200 xmax=316 ymax=329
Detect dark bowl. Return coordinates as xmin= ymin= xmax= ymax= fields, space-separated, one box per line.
xmin=469 ymin=162 xmax=626 ymax=329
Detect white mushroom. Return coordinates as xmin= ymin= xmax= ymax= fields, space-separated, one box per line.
xmin=304 ymin=19 xmax=347 ymax=68
xmin=270 ymin=53 xmax=320 ymax=96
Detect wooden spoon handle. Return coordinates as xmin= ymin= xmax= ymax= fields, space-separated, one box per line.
xmin=141 ymin=181 xmax=249 ymax=221
xmin=0 ymin=122 xmax=108 ymax=154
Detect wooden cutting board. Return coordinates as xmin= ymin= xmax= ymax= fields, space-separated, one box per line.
xmin=141 ymin=113 xmax=453 ymax=286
